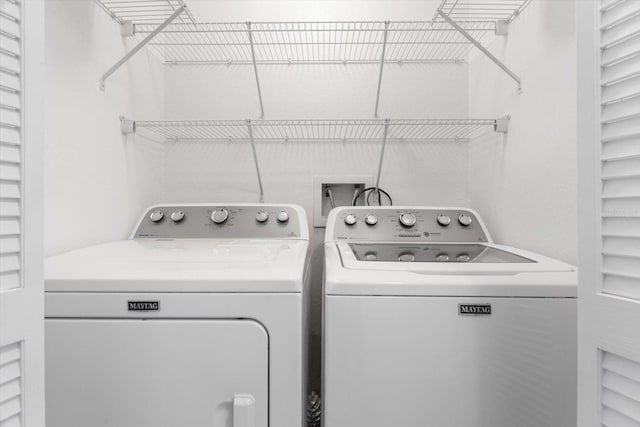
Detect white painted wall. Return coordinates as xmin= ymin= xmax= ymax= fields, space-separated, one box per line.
xmin=44 ymin=0 xmax=165 ymax=256
xmin=467 ymin=0 xmax=577 ymax=264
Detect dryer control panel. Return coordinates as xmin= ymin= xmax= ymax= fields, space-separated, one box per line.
xmin=133 ymin=204 xmax=305 ymax=239
xmin=328 ymin=207 xmax=489 ymax=243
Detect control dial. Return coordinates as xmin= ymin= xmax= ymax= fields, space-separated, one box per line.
xmin=344 ymin=214 xmax=357 ymax=226
xmin=436 ymin=253 xmax=450 ymax=262
xmin=364 ymin=252 xmax=378 ymax=261
xmin=399 ymin=212 xmax=417 ymax=227
xmin=256 ymin=210 xmax=269 ymax=223
xmin=277 ymin=211 xmax=289 ymax=223
xmin=458 ymin=213 xmax=473 ymax=227
xmin=437 ymin=214 xmax=451 ymax=226
xmin=211 ymin=208 xmax=229 ymax=224
xmin=398 ymin=252 xmax=416 ymax=262
xmin=149 ymin=210 xmax=164 ymax=222
xmin=170 ymin=210 xmax=185 ymax=222
xmin=457 ymin=254 xmax=471 ymax=262
xmin=365 ymin=214 xmax=378 ymax=226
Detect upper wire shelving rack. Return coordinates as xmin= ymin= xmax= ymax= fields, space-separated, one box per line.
xmin=97 ymin=0 xmax=530 ymax=110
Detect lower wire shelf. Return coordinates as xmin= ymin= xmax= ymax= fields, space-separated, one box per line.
xmin=120 ymin=118 xmax=509 ymax=142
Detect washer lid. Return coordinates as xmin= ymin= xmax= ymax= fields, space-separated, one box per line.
xmin=45 ymin=239 xmax=309 ymax=293
xmin=338 ymin=242 xmax=573 ymax=273
xmin=325 ymin=242 xmax=577 ymax=297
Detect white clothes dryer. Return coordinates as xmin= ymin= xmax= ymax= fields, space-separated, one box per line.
xmin=323 ymin=206 xmax=577 ymax=427
xmin=45 ymin=204 xmax=310 ymax=427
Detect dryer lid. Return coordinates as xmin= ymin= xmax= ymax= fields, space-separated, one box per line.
xmin=45 ymin=239 xmax=309 ymax=293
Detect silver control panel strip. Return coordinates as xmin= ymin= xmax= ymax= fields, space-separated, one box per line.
xmin=329 ymin=207 xmax=489 ymax=243
xmin=134 ymin=204 xmax=304 ymax=239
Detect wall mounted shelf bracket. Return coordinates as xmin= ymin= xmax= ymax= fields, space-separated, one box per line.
xmin=495 ymin=116 xmax=510 ymax=133
xmin=120 ymin=21 xmax=135 ymax=37
xmin=99 ymin=5 xmax=186 ymax=91
xmin=437 ymin=9 xmax=522 ymax=93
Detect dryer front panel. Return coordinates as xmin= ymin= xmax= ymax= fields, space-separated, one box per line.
xmin=45 ymin=319 xmax=268 ymax=427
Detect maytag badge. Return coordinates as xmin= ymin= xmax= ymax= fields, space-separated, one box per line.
xmin=128 ymin=301 xmax=160 ymax=312
xmin=458 ymin=304 xmax=491 ymax=315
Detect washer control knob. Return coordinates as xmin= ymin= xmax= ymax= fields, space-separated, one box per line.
xmin=344 ymin=214 xmax=357 ymax=226
xmin=211 ymin=208 xmax=229 ymax=224
xmin=170 ymin=210 xmax=185 ymax=222
xmin=436 ymin=253 xmax=450 ymax=262
xmin=365 ymin=214 xmax=378 ymax=226
xmin=399 ymin=212 xmax=417 ymax=227
xmin=457 ymin=254 xmax=471 ymax=262
xmin=256 ymin=210 xmax=269 ymax=223
xmin=437 ymin=214 xmax=451 ymax=226
xmin=149 ymin=210 xmax=164 ymax=222
xmin=364 ymin=252 xmax=378 ymax=261
xmin=277 ymin=211 xmax=289 ymax=223
xmin=458 ymin=213 xmax=473 ymax=227
xmin=398 ymin=252 xmax=416 ymax=262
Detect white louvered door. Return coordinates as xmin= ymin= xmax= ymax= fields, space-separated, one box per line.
xmin=0 ymin=0 xmax=44 ymax=426
xmin=577 ymin=0 xmax=640 ymax=425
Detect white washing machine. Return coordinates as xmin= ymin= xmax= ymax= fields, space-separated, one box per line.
xmin=323 ymin=206 xmax=577 ymax=427
xmin=45 ymin=203 xmax=310 ymax=427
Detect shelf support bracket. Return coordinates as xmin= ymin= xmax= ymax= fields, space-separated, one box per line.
xmin=247 ymin=22 xmax=266 ymax=118
xmin=99 ymin=5 xmax=185 ymax=91
xmin=437 ymin=9 xmax=522 ymax=92
xmin=120 ymin=117 xmax=136 ymax=134
xmin=246 ymin=120 xmax=265 ymax=202
xmin=374 ymin=21 xmax=390 ymax=118
xmin=494 ymin=115 xmax=510 ymax=133
xmin=373 ymin=119 xmax=391 ymax=202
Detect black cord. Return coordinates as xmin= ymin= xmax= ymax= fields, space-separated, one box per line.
xmin=352 ymin=187 xmax=393 ymax=206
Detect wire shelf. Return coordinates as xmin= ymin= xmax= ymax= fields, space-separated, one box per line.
xmin=433 ymin=0 xmax=533 ymax=24
xmin=128 ymin=118 xmax=500 ymax=142
xmin=96 ymin=0 xmax=195 ymax=25
xmin=134 ymin=21 xmax=496 ymax=64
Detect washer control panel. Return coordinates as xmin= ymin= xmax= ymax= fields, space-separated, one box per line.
xmin=331 ymin=208 xmax=488 ymax=242
xmin=134 ymin=205 xmax=303 ymax=239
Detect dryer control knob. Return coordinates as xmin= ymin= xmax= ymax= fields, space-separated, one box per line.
xmin=211 ymin=208 xmax=229 ymax=224
xmin=365 ymin=214 xmax=378 ymax=226
xmin=256 ymin=210 xmax=269 ymax=223
xmin=457 ymin=254 xmax=471 ymax=262
xmin=149 ymin=210 xmax=164 ymax=222
xmin=458 ymin=213 xmax=473 ymax=227
xmin=277 ymin=211 xmax=289 ymax=223
xmin=344 ymin=214 xmax=357 ymax=226
xmin=437 ymin=214 xmax=451 ymax=226
xmin=170 ymin=210 xmax=185 ymax=222
xmin=399 ymin=212 xmax=417 ymax=227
